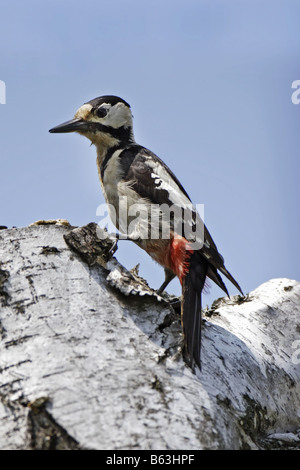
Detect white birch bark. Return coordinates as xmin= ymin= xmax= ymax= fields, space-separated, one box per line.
xmin=0 ymin=223 xmax=299 ymax=449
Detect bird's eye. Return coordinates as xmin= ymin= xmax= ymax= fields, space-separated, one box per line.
xmin=96 ymin=107 xmax=108 ymax=118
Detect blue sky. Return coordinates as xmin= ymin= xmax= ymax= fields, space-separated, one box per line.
xmin=0 ymin=0 xmax=299 ymax=305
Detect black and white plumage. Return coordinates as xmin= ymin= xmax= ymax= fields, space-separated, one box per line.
xmin=49 ymin=95 xmax=243 ymax=371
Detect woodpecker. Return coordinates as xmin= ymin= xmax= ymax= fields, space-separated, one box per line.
xmin=49 ymin=95 xmax=243 ymax=370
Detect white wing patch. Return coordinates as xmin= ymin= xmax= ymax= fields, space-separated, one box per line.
xmin=146 ymin=159 xmax=204 ymax=249
xmin=147 ymin=160 xmax=192 ymax=208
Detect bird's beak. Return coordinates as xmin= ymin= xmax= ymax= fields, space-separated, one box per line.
xmin=49 ymin=118 xmax=89 ymax=134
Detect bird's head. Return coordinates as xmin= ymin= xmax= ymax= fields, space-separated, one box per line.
xmin=49 ymin=95 xmax=134 ymax=151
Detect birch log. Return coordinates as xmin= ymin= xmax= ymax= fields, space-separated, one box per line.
xmin=0 ymin=223 xmax=299 ymax=450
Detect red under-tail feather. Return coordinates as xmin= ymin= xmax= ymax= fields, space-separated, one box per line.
xmin=169 ymin=236 xmax=207 ymax=370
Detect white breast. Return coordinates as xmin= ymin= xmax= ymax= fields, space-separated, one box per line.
xmin=99 ymin=149 xmax=124 ymax=206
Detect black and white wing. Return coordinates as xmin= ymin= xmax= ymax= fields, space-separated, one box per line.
xmin=115 ymin=144 xmax=243 ymax=295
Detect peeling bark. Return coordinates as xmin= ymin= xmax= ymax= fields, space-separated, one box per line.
xmin=0 ymin=223 xmax=299 ymax=450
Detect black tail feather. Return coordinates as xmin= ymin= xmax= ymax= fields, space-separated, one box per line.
xmin=206 ymin=265 xmax=229 ymax=297
xmin=181 ymin=253 xmax=208 ymax=371
xmin=219 ymin=266 xmax=244 ymax=295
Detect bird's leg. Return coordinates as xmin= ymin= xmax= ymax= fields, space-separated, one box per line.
xmin=157 ymin=268 xmax=176 ymax=295
xmin=107 ymin=232 xmax=142 ymax=255
xmin=108 ymin=239 xmax=118 ymax=256
xmin=109 ymin=231 xmax=143 ymax=242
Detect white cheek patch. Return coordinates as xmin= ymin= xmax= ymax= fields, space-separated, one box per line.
xmin=106 ymin=103 xmax=133 ymax=129
xmin=74 ymin=101 xmax=133 ymax=130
